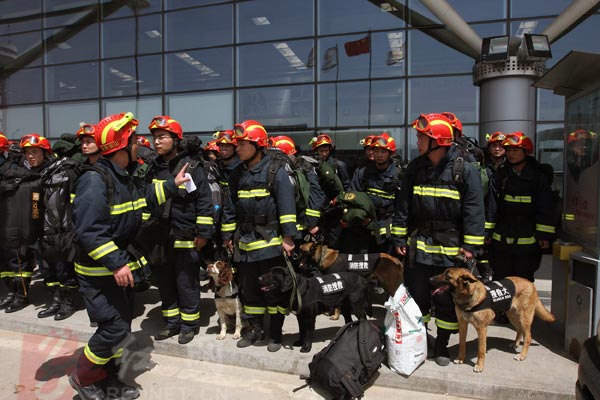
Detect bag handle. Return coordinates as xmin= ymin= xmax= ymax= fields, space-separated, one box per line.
xmin=357 ymin=320 xmax=374 ymax=371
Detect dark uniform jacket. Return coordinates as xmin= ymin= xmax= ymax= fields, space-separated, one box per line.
xmin=326 ymin=157 xmax=350 ymax=191
xmin=294 ymin=155 xmax=326 ymax=232
xmin=351 ymin=160 xmax=401 ymax=238
xmin=486 ymin=157 xmax=555 ymax=250
xmin=147 ymin=152 xmax=214 ymax=248
xmin=392 ymin=146 xmax=485 ymax=267
xmin=73 ymin=158 xmax=177 ymax=277
xmin=221 ymin=153 xmax=297 ymax=262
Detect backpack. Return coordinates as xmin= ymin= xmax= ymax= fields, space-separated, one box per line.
xmin=265 ymin=149 xmax=312 ymax=219
xmin=452 ymin=136 xmax=489 ymax=195
xmin=307 ymin=319 xmax=385 ymax=399
xmin=316 ymin=160 xmax=344 ymax=200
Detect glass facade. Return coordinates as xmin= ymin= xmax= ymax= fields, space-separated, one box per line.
xmin=0 ymin=0 xmax=599 ymax=163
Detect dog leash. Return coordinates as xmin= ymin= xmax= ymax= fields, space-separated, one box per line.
xmin=284 ymin=253 xmax=302 ymax=315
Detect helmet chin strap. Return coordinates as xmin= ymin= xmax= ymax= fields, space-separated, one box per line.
xmin=246 ymin=143 xmax=263 ymax=164
xmin=423 ymin=137 xmax=443 ymax=156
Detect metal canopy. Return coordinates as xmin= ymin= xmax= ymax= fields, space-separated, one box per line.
xmin=533 ymin=50 xmax=600 ymax=96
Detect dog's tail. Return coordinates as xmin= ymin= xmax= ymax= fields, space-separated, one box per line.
xmin=535 ymin=299 xmax=556 ymax=323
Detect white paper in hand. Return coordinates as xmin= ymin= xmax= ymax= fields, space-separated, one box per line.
xmin=183 ymin=173 xmax=197 ymax=193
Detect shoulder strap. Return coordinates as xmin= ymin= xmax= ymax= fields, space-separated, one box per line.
xmin=266 ymin=155 xmax=287 ymax=192
xmin=78 ymin=164 xmax=115 ymax=204
xmin=357 ymin=319 xmax=374 ymax=371
xmin=452 ymin=156 xmax=465 ymax=185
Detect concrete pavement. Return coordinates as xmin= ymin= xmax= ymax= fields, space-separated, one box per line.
xmin=0 ymin=255 xmax=577 ymax=400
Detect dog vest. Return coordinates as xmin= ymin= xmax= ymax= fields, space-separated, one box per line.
xmin=327 ymin=254 xmax=379 ymax=276
xmin=302 ymin=273 xmax=348 ymax=309
xmin=466 ymin=279 xmax=515 ymax=313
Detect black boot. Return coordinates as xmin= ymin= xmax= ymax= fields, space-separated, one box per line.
xmin=55 ymin=287 xmax=77 ymax=320
xmin=69 ymin=373 xmax=105 ymax=400
xmin=267 ymin=314 xmax=285 ymax=352
xmin=5 ymin=279 xmax=29 ymax=313
xmin=237 ymin=316 xmax=264 ymax=348
xmin=0 ymin=278 xmax=15 ymax=310
xmin=478 ymin=263 xmax=493 ymax=283
xmin=38 ymin=286 xmax=61 ymax=318
xmin=434 ymin=328 xmax=452 ymax=366
xmin=103 ymin=362 xmax=140 ymax=400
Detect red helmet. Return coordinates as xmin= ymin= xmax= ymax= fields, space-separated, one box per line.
xmin=204 ymin=140 xmax=220 ymax=153
xmin=486 ymin=131 xmax=507 ymax=144
xmin=568 ymin=129 xmax=597 ymax=144
xmin=213 ymin=129 xmax=237 ymax=146
xmin=0 ymin=132 xmax=10 ymax=151
xmin=20 ymin=133 xmax=52 ymax=152
xmin=370 ymin=132 xmax=396 ymax=152
xmin=148 ymin=115 xmax=183 ymax=140
xmin=77 ymin=122 xmax=96 ymax=139
xmin=412 ymin=113 xmax=454 ymax=147
xmin=137 ymin=136 xmax=152 ymax=148
xmin=441 ymin=112 xmax=462 ymax=138
xmin=95 ymin=112 xmax=139 ymax=156
xmin=359 ymin=135 xmax=376 ymax=148
xmin=309 ymin=134 xmax=334 ymax=151
xmin=270 ymin=135 xmax=297 ymax=155
xmin=233 ymin=120 xmax=268 ymax=148
xmin=502 ymin=131 xmax=534 ymax=155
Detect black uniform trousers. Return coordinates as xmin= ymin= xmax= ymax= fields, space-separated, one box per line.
xmin=489 ymin=242 xmax=541 ymax=282
xmin=8 ymin=247 xmax=39 ymax=296
xmin=76 ymin=274 xmax=134 ymax=386
xmin=236 ymin=255 xmax=286 ymax=317
xmin=39 ymin=260 xmax=78 ymax=288
xmin=404 ymin=262 xmax=458 ymax=332
xmin=157 ymin=246 xmax=201 ymax=333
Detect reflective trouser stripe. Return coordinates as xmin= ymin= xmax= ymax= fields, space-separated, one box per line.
xmin=180 ymin=312 xmax=200 ymax=322
xmin=244 ymin=305 xmax=266 ymax=315
xmin=84 ymin=344 xmax=123 ymax=365
xmin=162 ymin=308 xmax=180 ymax=318
xmin=436 ymin=318 xmax=458 ymax=330
xmin=267 ymin=306 xmax=288 ymax=315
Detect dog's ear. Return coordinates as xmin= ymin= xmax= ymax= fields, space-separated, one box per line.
xmin=457 ymin=274 xmax=477 ymax=293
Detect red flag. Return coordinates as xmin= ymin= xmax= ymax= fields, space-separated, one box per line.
xmin=344 ymin=35 xmax=370 ymax=57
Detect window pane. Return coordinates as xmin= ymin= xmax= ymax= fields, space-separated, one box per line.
xmin=0 ymin=31 xmax=43 ymax=69
xmin=1 ymin=68 xmax=43 ymax=106
xmin=45 ymin=62 xmax=99 ymax=101
xmin=101 ymin=0 xmax=162 ymax=20
xmin=44 ymin=24 xmax=99 ymax=65
xmin=102 ymin=55 xmax=162 ymax=97
xmin=46 ymin=100 xmax=99 ymax=138
xmin=408 ymin=75 xmax=478 ymax=123
xmin=0 ymin=105 xmax=44 ymax=138
xmin=165 ymin=5 xmax=232 ymax=51
xmin=1 ymin=0 xmax=42 ymax=34
xmin=165 ymin=0 xmax=226 ymax=10
xmin=371 ymin=79 xmax=405 ymax=126
xmin=540 ymin=15 xmax=600 ymax=69
xmin=102 ymin=14 xmax=162 ymax=58
xmin=511 ymin=0 xmax=570 ymax=18
xmin=166 ymin=48 xmax=233 ymax=92
xmin=44 ymin=0 xmax=97 ymax=29
xmin=238 ymin=85 xmax=313 ymax=128
xmin=318 ymin=81 xmax=369 ymax=127
xmin=167 ymin=92 xmax=233 ymax=132
xmin=103 ymin=96 xmax=162 ymax=134
xmin=537 ymin=123 xmax=564 ymax=175
xmin=538 ymin=89 xmax=564 ymax=122
xmin=238 ymin=40 xmax=313 ymax=87
xmin=408 ymin=0 xmax=506 ymax=26
xmin=318 ymin=0 xmax=404 ymax=36
xmin=237 ymin=0 xmax=313 ymax=43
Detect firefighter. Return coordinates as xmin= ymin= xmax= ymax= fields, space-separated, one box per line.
xmin=222 ymin=120 xmax=297 ymax=352
xmin=4 ymin=134 xmax=54 ymax=313
xmin=393 ymin=113 xmax=485 ymax=367
xmin=214 ymin=130 xmax=241 ymax=183
xmin=487 ymin=132 xmax=555 ymax=283
xmin=69 ymin=112 xmax=190 ymax=400
xmin=78 ymin=124 xmax=101 ymax=164
xmin=342 ymin=133 xmax=401 ymax=254
xmin=309 ymin=134 xmax=350 ymax=190
xmin=204 ymin=140 xmax=220 ymax=162
xmin=147 ymin=115 xmax=214 ymax=345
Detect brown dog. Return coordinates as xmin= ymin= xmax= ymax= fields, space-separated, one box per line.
xmin=298 ymin=242 xmax=404 ymax=297
xmin=430 ymin=268 xmax=555 ymax=373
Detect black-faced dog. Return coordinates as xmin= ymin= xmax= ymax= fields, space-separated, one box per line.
xmin=259 ymin=267 xmax=369 ymax=353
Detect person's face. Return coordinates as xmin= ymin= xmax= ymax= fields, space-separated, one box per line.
xmin=373 ymin=147 xmax=391 ymax=165
xmin=80 ymin=136 xmax=99 ymax=156
xmin=488 ymin=141 xmax=505 ymax=159
xmin=364 ymin=147 xmax=375 ymax=160
xmin=505 ymin=146 xmax=526 ymax=164
xmin=152 ymin=129 xmax=174 ymax=156
xmin=24 ymin=147 xmax=45 ymax=168
xmin=573 ymin=139 xmax=589 ymax=157
xmin=236 ymin=139 xmax=257 ymax=161
xmin=416 ymin=132 xmax=430 ymax=155
xmin=218 ymin=143 xmax=236 ymax=160
xmin=316 ymin=145 xmax=331 ymax=161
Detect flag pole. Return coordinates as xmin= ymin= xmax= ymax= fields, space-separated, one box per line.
xmin=335 ymin=44 xmax=339 ymax=131
xmin=367 ymin=31 xmax=372 ymax=129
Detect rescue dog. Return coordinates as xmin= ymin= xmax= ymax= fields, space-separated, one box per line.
xmin=258 ymin=266 xmax=369 ymax=353
xmin=207 ymin=260 xmax=242 ymax=340
xmin=298 ymin=242 xmax=404 ymax=297
xmin=430 ymin=268 xmax=556 ymax=373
